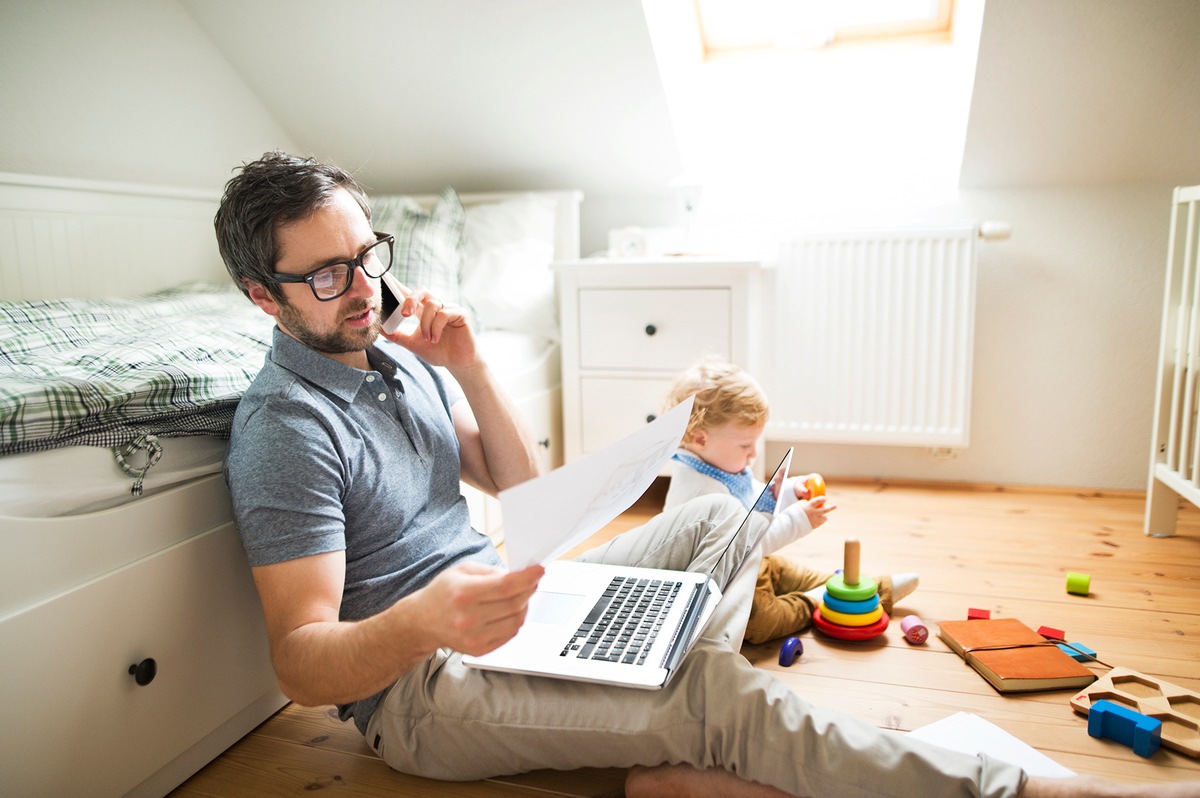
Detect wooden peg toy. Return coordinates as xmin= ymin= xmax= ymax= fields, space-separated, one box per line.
xmin=843 ymin=538 xmax=861 ymax=586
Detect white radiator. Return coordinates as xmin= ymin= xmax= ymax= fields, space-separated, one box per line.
xmin=764 ymin=226 xmax=979 ymax=447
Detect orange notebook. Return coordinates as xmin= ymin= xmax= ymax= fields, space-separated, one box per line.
xmin=937 ymin=618 xmax=1097 ymax=694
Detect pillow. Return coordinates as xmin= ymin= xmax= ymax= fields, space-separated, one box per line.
xmin=371 ymin=187 xmax=465 ymax=308
xmin=461 ymin=194 xmax=559 ymax=340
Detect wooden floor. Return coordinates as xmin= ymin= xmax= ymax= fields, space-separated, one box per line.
xmin=171 ymin=479 xmax=1200 ymax=797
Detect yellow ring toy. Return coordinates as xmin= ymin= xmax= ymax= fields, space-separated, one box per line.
xmin=818 ymin=602 xmax=884 ymax=627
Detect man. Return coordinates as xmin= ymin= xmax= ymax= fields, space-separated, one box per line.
xmin=217 ymin=151 xmax=1199 ymax=798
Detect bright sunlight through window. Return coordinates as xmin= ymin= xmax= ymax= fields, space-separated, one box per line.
xmin=642 ymin=0 xmax=982 ymax=227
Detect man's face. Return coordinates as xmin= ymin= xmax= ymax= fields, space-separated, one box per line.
xmin=267 ymin=188 xmax=383 ymax=366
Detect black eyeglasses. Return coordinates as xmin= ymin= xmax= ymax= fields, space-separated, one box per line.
xmin=269 ymin=232 xmax=395 ymax=301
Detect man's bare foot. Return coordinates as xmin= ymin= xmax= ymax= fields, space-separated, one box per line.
xmin=1021 ymin=776 xmax=1200 ymax=798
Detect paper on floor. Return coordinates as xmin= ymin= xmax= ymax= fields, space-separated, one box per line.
xmin=908 ymin=711 xmax=1076 ymax=779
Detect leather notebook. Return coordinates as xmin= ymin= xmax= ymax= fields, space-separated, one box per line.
xmin=937 ymin=617 xmax=1097 ymax=694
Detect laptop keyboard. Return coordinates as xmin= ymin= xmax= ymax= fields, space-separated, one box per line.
xmin=560 ymin=576 xmax=682 ymax=665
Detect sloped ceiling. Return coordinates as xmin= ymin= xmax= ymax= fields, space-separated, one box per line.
xmin=180 ymin=0 xmax=682 ymax=197
xmin=181 ymin=0 xmax=1200 ymax=198
xmin=961 ymin=0 xmax=1200 ymax=187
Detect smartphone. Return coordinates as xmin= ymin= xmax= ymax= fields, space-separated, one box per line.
xmin=379 ymin=273 xmax=417 ymax=335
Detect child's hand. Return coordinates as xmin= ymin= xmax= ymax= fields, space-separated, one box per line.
xmin=794 ymin=473 xmax=818 ymax=500
xmin=795 ymin=473 xmax=826 ymax=501
xmin=803 ymin=495 xmax=836 ymax=530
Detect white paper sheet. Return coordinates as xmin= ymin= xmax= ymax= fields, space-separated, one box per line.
xmin=498 ymin=396 xmax=694 ymax=569
xmin=908 ymin=712 xmax=1076 ymax=779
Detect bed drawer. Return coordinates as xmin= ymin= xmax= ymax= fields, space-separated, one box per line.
xmin=577 ymin=288 xmax=731 ymax=370
xmin=0 ymin=522 xmax=280 ymax=798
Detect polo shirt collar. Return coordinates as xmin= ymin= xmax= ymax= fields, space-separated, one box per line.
xmin=268 ymin=326 xmax=388 ymax=403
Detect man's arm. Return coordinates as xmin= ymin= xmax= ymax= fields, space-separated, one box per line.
xmin=450 ymin=362 xmax=542 ymax=495
xmin=382 ymin=288 xmax=542 ymax=495
xmin=251 ymin=550 xmax=543 ymax=707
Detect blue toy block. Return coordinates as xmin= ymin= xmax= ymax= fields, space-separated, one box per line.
xmin=1057 ymin=641 xmax=1096 ymax=662
xmin=1087 ymin=699 xmax=1162 ymax=758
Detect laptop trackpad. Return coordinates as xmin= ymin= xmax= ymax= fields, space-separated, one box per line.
xmin=528 ymin=591 xmax=585 ymax=624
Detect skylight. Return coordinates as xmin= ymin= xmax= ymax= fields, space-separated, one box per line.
xmin=641 ymin=0 xmax=983 ymax=225
xmin=695 ymin=0 xmax=955 ymax=56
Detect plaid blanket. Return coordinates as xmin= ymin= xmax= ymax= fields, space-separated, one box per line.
xmin=0 ymin=283 xmax=272 ymax=457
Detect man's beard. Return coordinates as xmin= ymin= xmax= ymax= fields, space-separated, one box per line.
xmin=277 ymin=296 xmax=381 ymax=355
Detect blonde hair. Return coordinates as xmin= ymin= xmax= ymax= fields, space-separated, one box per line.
xmin=661 ymin=359 xmax=769 ymax=444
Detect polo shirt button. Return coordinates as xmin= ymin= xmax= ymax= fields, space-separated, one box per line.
xmin=378 ymin=393 xmax=387 ymax=402
xmin=365 ymin=375 xmax=375 ymax=383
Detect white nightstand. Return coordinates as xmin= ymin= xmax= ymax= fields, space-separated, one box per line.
xmin=552 ymin=256 xmax=764 ymax=469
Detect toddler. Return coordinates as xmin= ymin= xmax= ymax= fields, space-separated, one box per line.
xmin=661 ymin=359 xmax=917 ymax=644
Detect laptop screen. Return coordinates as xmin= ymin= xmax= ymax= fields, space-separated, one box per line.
xmin=705 ymin=447 xmax=793 ymax=578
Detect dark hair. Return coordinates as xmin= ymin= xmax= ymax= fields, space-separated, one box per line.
xmin=214 ymin=151 xmax=372 ymax=301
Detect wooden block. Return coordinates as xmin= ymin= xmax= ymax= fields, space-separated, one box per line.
xmin=1057 ymin=642 xmax=1096 ymax=662
xmin=1038 ymin=625 xmax=1065 ymax=640
xmin=967 ymin=607 xmax=991 ymax=620
xmin=1087 ymin=699 xmax=1162 ymax=758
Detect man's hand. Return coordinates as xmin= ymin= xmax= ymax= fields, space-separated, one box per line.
xmin=381 ymin=284 xmax=478 ymax=369
xmin=416 ymin=561 xmax=545 ymax=656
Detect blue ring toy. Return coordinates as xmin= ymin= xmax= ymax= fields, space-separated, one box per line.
xmin=779 ymin=636 xmax=803 ymax=667
xmin=822 ymin=591 xmax=880 ymax=615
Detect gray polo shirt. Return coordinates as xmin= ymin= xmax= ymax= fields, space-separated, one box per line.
xmin=226 ymin=328 xmax=501 ymax=731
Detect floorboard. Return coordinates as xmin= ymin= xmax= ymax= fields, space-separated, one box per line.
xmin=170 ymin=478 xmax=1200 ymax=796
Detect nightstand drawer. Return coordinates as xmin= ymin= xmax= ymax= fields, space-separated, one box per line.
xmin=578 ymin=288 xmax=731 ymax=370
xmin=580 ymin=376 xmax=675 ymax=454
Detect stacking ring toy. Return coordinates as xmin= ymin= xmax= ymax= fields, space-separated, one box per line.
xmin=818 ymin=603 xmax=884 ymax=627
xmin=779 ymin=636 xmax=803 ymax=667
xmin=813 ymin=607 xmax=890 ymax=641
xmin=822 ymin=591 xmax=880 ymax=615
xmin=824 ymin=573 xmax=878 ymax=602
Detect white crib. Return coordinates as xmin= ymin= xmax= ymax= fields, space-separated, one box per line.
xmin=1146 ymin=184 xmax=1200 ymax=537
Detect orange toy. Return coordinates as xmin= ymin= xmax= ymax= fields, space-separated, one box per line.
xmin=805 ymin=474 xmax=826 ymax=498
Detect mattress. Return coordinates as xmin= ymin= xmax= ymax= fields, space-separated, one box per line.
xmin=0 ymin=435 xmax=228 ymax=518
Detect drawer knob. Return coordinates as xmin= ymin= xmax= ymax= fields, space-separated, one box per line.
xmin=645 ymin=413 xmax=657 ymax=424
xmin=537 ymin=438 xmax=550 ymax=449
xmin=644 ymin=324 xmax=657 ymax=336
xmin=129 ymin=658 xmax=157 ymax=687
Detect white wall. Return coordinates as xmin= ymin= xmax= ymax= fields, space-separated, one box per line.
xmin=762 ymin=184 xmax=1173 ymax=490
xmin=0 ymin=0 xmax=298 ymax=191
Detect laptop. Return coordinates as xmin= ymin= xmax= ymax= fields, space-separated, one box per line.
xmin=462 ymin=447 xmax=794 ymax=689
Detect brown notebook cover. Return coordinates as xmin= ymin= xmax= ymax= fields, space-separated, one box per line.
xmin=937 ymin=618 xmax=1097 ymax=693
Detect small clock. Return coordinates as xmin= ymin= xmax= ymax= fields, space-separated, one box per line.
xmin=608 ymin=227 xmax=648 ymax=258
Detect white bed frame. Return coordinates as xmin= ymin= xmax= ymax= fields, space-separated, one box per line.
xmin=0 ymin=172 xmax=581 ymax=797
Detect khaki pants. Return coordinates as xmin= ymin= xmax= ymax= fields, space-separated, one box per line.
xmin=365 ymin=495 xmax=1025 ymax=798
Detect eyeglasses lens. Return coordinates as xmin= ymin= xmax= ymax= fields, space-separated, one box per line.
xmin=305 ymin=237 xmax=393 ymax=301
xmin=311 ymin=264 xmax=351 ymax=300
